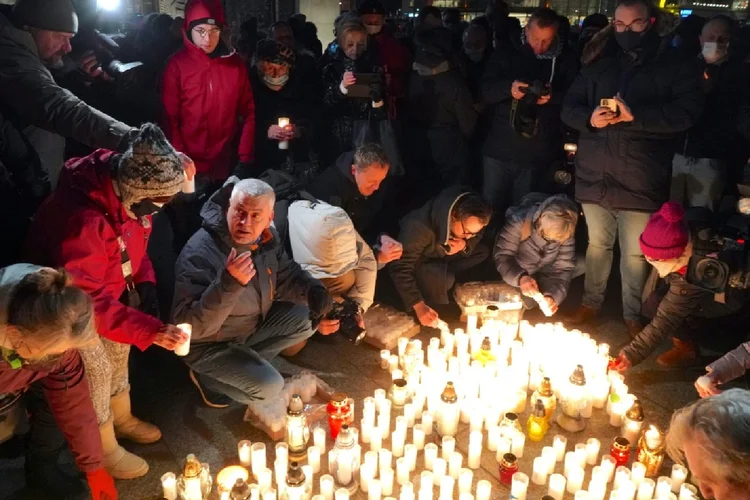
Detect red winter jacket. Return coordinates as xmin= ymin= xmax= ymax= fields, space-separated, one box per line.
xmin=161 ymin=0 xmax=255 ymax=180
xmin=25 ymin=150 xmax=163 ymax=351
xmin=372 ymin=32 xmax=410 ymax=116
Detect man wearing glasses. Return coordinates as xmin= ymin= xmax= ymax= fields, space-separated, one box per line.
xmin=162 ymin=0 xmax=256 ymax=184
xmin=561 ymin=0 xmax=703 ymax=337
xmin=389 ymin=188 xmax=491 ymax=327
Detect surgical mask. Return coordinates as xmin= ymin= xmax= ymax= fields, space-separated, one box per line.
xmin=615 ymin=30 xmax=647 ymax=52
xmin=365 ymin=24 xmax=382 ymax=35
xmin=263 ymin=72 xmax=289 ymax=89
xmin=130 ymin=199 xmax=165 ymax=218
xmin=702 ymin=42 xmax=725 ymax=63
xmin=649 ymin=260 xmax=682 ymax=278
xmin=464 ymin=49 xmax=484 ymax=62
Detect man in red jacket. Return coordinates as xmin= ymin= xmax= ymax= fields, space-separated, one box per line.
xmin=26 ymin=123 xmax=190 ymax=480
xmin=161 ymin=0 xmax=255 ymax=183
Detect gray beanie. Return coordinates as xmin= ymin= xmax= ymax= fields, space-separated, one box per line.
xmin=13 ymin=0 xmax=79 ymax=34
xmin=115 ymin=124 xmax=185 ymax=211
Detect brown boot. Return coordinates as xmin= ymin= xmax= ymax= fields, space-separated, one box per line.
xmin=111 ymin=385 xmax=162 ymax=444
xmin=566 ymin=305 xmax=598 ymax=325
xmin=624 ymin=319 xmax=643 ymax=339
xmin=656 ymin=338 xmax=700 ymax=368
xmin=100 ymin=416 xmax=149 ymax=479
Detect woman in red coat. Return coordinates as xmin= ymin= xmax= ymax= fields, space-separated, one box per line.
xmin=161 ymin=0 xmax=256 ymax=183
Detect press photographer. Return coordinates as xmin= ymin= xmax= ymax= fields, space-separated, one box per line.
xmin=614 ymin=202 xmax=750 ymax=371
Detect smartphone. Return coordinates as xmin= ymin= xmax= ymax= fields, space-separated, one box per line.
xmin=600 ymin=98 xmax=618 ymax=113
xmin=346 ymin=73 xmax=379 ymax=98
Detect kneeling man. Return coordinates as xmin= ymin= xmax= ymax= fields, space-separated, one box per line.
xmin=173 ymin=178 xmax=332 ymax=407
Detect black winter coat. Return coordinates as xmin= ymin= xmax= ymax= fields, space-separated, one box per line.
xmin=562 ymin=31 xmax=704 ymax=212
xmin=481 ymin=34 xmax=578 ymax=164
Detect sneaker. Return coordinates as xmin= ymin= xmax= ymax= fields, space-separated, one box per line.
xmin=189 ymin=369 xmax=232 ymax=409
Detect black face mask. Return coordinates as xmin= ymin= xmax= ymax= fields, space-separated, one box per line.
xmin=130 ymin=199 xmax=164 ymax=218
xmin=615 ymin=30 xmax=647 ymax=52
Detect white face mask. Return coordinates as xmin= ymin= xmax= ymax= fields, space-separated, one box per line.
xmin=702 ymin=41 xmax=725 ymax=63
xmin=365 ymin=24 xmax=382 ymax=35
xmin=263 ymin=73 xmax=289 ymax=89
xmin=649 ymin=260 xmax=682 ymax=278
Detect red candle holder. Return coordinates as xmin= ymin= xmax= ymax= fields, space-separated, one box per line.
xmin=498 ymin=453 xmax=519 ymax=485
xmin=327 ymin=393 xmax=353 ymax=439
xmin=610 ymin=437 xmax=631 ymax=467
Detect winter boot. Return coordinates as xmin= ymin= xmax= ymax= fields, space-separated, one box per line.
xmin=100 ymin=415 xmax=149 ymax=479
xmin=566 ymin=305 xmax=598 ymax=325
xmin=624 ymin=319 xmax=644 ymax=339
xmin=111 ymin=385 xmax=162 ymax=444
xmin=656 ymin=338 xmax=700 ymax=368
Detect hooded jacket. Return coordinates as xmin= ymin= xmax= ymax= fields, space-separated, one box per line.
xmin=493 ymin=195 xmax=576 ymax=305
xmin=561 ymin=27 xmax=703 ymax=212
xmin=25 ymin=151 xmax=162 ymax=351
xmin=0 ymin=264 xmax=102 ymax=472
xmin=172 ymin=178 xmax=318 ymax=344
xmin=389 ymin=187 xmax=484 ymax=309
xmin=0 ymin=13 xmax=132 ymax=186
xmin=161 ymin=0 xmax=255 ymax=180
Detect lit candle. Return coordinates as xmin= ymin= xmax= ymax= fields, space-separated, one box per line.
xmin=314 ymin=428 xmax=327 ymax=455
xmin=589 ymin=477 xmax=607 ymax=500
xmin=274 ymin=459 xmax=286 ymax=488
xmin=252 ymin=443 xmax=267 ymax=479
xmin=458 ymin=469 xmax=473 ymax=494
xmin=469 ymin=411 xmax=483 ymax=433
xmin=277 ymin=118 xmax=290 ymax=150
xmin=365 ymin=450 xmax=378 ymax=472
xmin=404 ymin=404 xmax=416 ymax=428
xmin=586 ymin=438 xmax=601 ymax=466
xmin=437 ymin=477 xmax=453 ymax=500
xmin=392 ymin=369 xmax=404 ymax=382
xmin=433 ymin=458 xmax=447 ymax=482
xmin=610 ymin=401 xmax=625 ymax=427
xmin=511 ymin=432 xmax=526 ymax=458
xmin=413 ymin=425 xmax=425 ymax=451
xmin=369 ymin=479 xmax=382 ymax=500
xmin=321 ymin=475 xmax=334 ymax=500
xmin=637 ymin=479 xmax=655 ymax=500
xmin=566 ymin=467 xmax=584 ymax=493
xmin=371 ymin=430 xmax=382 ymax=452
xmin=420 ymin=471 xmax=434 ymax=494
xmin=382 ymin=469 xmax=395 ymax=497
xmin=425 ymin=443 xmax=438 ymax=471
xmin=239 ymin=440 xmax=252 ymax=468
xmin=574 ymin=491 xmax=590 ymax=500
xmin=656 ymin=476 xmax=672 ymax=498
xmin=397 ymin=458 xmax=410 ymax=485
xmin=405 ymin=445 xmax=418 ymax=472
xmin=441 ymin=437 xmax=455 ymax=461
xmin=335 ymin=488 xmax=350 ymax=500
xmin=468 ymin=431 xmax=482 ymax=469
xmin=553 ymin=435 xmax=568 ymax=462
xmin=574 ymin=443 xmax=587 ymax=468
xmin=601 ymin=455 xmax=617 ymax=483
xmin=302 ymin=465 xmax=313 ymax=490
xmin=422 ymin=413 xmax=433 ymax=436
xmin=381 ymin=350 xmax=391 ymax=369
xmin=449 ymin=452 xmax=463 ymax=479
xmin=511 ymin=472 xmax=529 ymax=500
xmin=467 ymin=314 xmax=478 ymax=335
xmin=475 ymin=480 xmax=491 ymax=500
xmin=532 ymin=457 xmax=548 ymax=486
xmin=496 ymin=437 xmax=512 ymax=462
xmin=174 ymin=324 xmax=192 ymax=356
xmin=161 ymin=472 xmax=177 ymax=500
xmin=487 ymin=425 xmax=500 ymax=452
xmin=543 ymin=446 xmax=557 ymax=475
xmin=400 ymin=483 xmax=414 ymax=500
xmin=670 ymin=465 xmax=687 ymax=493
xmin=360 ymin=463 xmax=375 ymax=493
xmin=631 ymin=462 xmax=646 ymax=487
xmin=392 ymin=431 xmax=406 ymax=458
xmin=678 ymin=483 xmax=698 ymax=500
xmin=614 ymin=466 xmax=631 ymax=490
xmin=308 ymin=447 xmax=321 ymax=473
xmin=548 ymin=473 xmax=566 ymax=500
xmin=379 ymin=449 xmax=393 ymax=478
xmin=362 ymin=419 xmax=373 ymax=444
xmin=262 ymin=489 xmax=276 ymax=500
xmin=258 ymin=467 xmax=273 ymax=494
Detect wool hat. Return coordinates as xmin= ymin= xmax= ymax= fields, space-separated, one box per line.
xmin=357 ymin=0 xmax=386 ymax=16
xmin=13 ymin=0 xmax=78 ymax=34
xmin=115 ymin=124 xmax=185 ymax=211
xmin=255 ymin=39 xmax=296 ymax=67
xmin=639 ymin=201 xmax=690 ymax=260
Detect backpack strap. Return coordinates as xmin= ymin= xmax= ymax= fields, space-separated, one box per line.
xmin=118 ymin=236 xmax=140 ymax=308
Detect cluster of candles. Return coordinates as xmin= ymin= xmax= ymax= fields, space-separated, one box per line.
xmin=161 ymin=317 xmax=697 ymax=500
xmin=246 ymin=373 xmax=322 ymax=435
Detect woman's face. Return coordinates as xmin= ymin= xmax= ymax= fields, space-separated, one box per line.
xmin=342 ymin=30 xmax=367 ymax=60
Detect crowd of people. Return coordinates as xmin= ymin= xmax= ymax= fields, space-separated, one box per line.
xmin=1 ymin=0 xmax=750 ymax=497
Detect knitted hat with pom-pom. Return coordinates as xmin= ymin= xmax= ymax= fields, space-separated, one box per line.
xmin=639 ymin=201 xmax=689 ymax=260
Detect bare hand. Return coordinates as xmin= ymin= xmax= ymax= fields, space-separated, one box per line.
xmin=695 ymin=369 xmax=722 ymax=398
xmin=77 ymin=50 xmax=113 ymax=81
xmin=612 ymin=352 xmax=632 ymax=373
xmin=543 ymin=295 xmax=559 ymax=315
xmin=178 ymin=152 xmax=196 ymax=181
xmin=445 ymin=238 xmax=466 ymax=255
xmin=536 ymin=94 xmax=551 ymax=105
xmin=317 ymin=318 xmax=340 ymax=335
xmin=611 ymin=94 xmax=634 ymax=123
xmin=511 ymin=80 xmax=528 ymax=100
xmin=342 ymin=71 xmax=356 ymax=88
xmin=519 ymin=276 xmax=539 ymax=297
xmin=355 ymin=311 xmax=365 ymax=330
xmin=226 ymin=248 xmax=256 ymax=285
xmin=377 ymin=235 xmax=403 ymax=264
xmin=414 ymin=301 xmax=439 ymax=328
xmin=153 ymin=324 xmax=189 ymax=350
xmin=268 ymin=125 xmax=295 ymax=141
xmin=590 ymin=106 xmax=617 ymax=128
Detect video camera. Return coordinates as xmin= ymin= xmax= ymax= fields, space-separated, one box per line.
xmin=75 ymin=28 xmax=143 ymax=80
xmin=511 ymin=79 xmax=551 ymax=139
xmin=521 ymin=80 xmax=551 ymax=103
xmin=327 ymin=298 xmax=366 ymax=345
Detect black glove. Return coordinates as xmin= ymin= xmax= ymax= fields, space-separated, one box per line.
xmin=135 ymin=282 xmax=160 ymax=319
xmin=233 ymin=162 xmax=254 ymax=179
xmin=369 ymin=76 xmax=385 ymax=103
xmin=307 ymin=284 xmax=333 ymax=320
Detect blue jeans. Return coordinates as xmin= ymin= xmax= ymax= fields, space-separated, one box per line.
xmin=185 ymin=302 xmax=314 ymax=403
xmin=482 ymin=157 xmax=542 ymax=213
xmin=581 ymin=204 xmax=651 ymax=321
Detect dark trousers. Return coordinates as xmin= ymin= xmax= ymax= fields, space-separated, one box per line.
xmin=23 ymin=382 xmax=65 ymax=463
xmin=482 ymin=157 xmax=545 ymax=215
xmin=416 ymin=244 xmax=490 ymax=305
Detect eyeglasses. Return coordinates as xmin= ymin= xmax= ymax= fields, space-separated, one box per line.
xmin=613 ymin=18 xmax=649 ymax=33
xmin=454 ymin=219 xmax=480 ymax=240
xmin=192 ymin=27 xmax=222 ymax=39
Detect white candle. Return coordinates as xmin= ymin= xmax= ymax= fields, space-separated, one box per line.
xmin=619 ymin=481 xmax=637 ymax=500
xmin=449 ymin=452 xmax=463 ymax=479
xmin=382 ymin=469 xmax=395 ymax=496
xmin=468 ymin=432 xmax=482 ymax=469
xmin=335 ymin=488 xmax=350 ymax=500
xmin=400 ymin=483 xmax=415 ymax=500
xmin=458 ymin=469 xmax=473 ymax=494
xmin=408 ymin=426 xmax=422 ymax=452
xmin=258 ymin=468 xmax=273 ymax=493
xmin=553 ymin=435 xmax=568 ymax=462
xmin=469 ymin=411 xmax=483 ymax=433
xmin=174 ymin=323 xmax=192 ymax=356
xmin=314 ymin=428 xmax=327 ymax=455
xmin=467 ymin=314 xmax=478 ymax=334
xmin=589 ymin=477 xmax=607 ymax=500
xmin=623 ymin=420 xmax=643 ymax=447
xmin=678 ymin=483 xmax=698 ymax=500
xmin=511 ymin=472 xmax=529 ymax=500
xmin=543 ymin=446 xmax=557 ymax=475
xmin=360 ymin=464 xmax=375 ymax=493
xmin=670 ymin=465 xmax=687 ymax=493
xmin=601 ymin=455 xmax=617 ymax=483
xmin=636 ymin=479 xmax=655 ymax=500
xmin=487 ymin=425 xmax=500 ymax=452
xmin=404 ymin=404 xmax=416 ymax=428
xmin=585 ymin=438 xmax=601 ymax=466
xmin=511 ymin=432 xmax=526 ymax=458
xmin=656 ymin=477 xmax=672 ymax=498
xmin=496 ymin=437 xmax=512 ymax=462
xmin=405 ymin=444 xmax=418 ymax=472
xmin=277 ymin=118 xmax=290 ymax=150
xmin=308 ymin=447 xmax=321 ymax=473
xmin=574 ymin=443 xmax=587 ymax=468
xmin=439 ymin=476 xmax=455 ymax=499
xmin=369 ymin=479 xmax=382 ymax=500
xmin=252 ymin=443 xmax=267 ymax=479
xmin=548 ymin=473 xmax=566 ymax=500
xmin=379 ymin=449 xmax=393 ymax=477
xmin=362 ymin=419 xmax=373 ymax=444
xmin=392 ymin=431 xmax=406 ymax=458
xmin=532 ymin=457 xmax=548 ymax=486
xmin=371 ymin=429 xmax=382 ymax=452
xmin=631 ymin=462 xmax=646 ymax=487
xmin=239 ymin=440 xmax=252 ymax=468
xmin=397 ymin=457 xmax=410 ymax=485
xmin=564 ymin=452 xmax=578 ymax=479
xmin=392 ymin=369 xmax=404 ymax=382
xmin=614 ymin=466 xmax=631 ymax=490
xmin=381 ymin=350 xmax=391 ymax=369
xmin=420 ymin=471 xmax=434 ymax=494
xmin=425 ymin=443 xmax=438 ymax=471
xmin=262 ymin=489 xmax=276 ymax=500
xmin=302 ymin=465 xmax=313 ymax=489
xmin=645 ymin=426 xmax=663 ymax=450
xmin=574 ymin=492 xmax=590 ymax=500
xmin=275 ymin=459 xmax=286 ymax=488
xmin=321 ymin=475 xmax=335 ymax=500
xmin=475 ymin=480 xmax=491 ymax=500
xmin=161 ymin=472 xmax=177 ymax=500
xmin=567 ymin=466 xmax=584 ymax=493
xmin=441 ymin=437 xmax=455 ymax=461
xmin=610 ymin=402 xmax=625 ymax=427
xmin=422 ymin=413 xmax=433 ymax=436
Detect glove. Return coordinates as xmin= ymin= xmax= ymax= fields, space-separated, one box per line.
xmin=233 ymin=161 xmax=255 ymax=179
xmin=135 ymin=281 xmax=160 ymax=319
xmin=307 ymin=285 xmax=333 ymax=320
xmin=86 ymin=468 xmax=117 ymax=500
xmin=369 ymin=76 xmax=385 ymax=103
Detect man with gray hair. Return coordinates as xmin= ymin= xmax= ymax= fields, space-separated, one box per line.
xmin=666 ymin=389 xmax=750 ymax=500
xmin=172 ymin=178 xmax=332 ymax=408
xmin=494 ymin=194 xmax=579 ymax=315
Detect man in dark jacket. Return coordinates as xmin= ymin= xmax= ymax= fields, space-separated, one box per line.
xmin=561 ymin=0 xmax=703 ymax=335
xmin=613 ymin=202 xmax=750 ymax=370
xmin=0 ymin=0 xmax=135 ymax=186
xmin=671 ymin=16 xmax=748 ymax=211
xmin=172 ymin=178 xmax=332 ymax=407
xmin=481 ymin=7 xmax=578 ymax=214
xmin=494 ymin=194 xmax=579 ymax=315
xmin=307 ymin=143 xmax=403 ymax=266
xmin=389 ymin=188 xmax=491 ymax=327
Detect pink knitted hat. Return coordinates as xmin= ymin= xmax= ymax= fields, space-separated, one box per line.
xmin=639 ymin=202 xmax=689 ymax=260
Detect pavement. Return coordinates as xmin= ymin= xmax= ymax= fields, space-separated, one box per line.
xmin=1 ymin=274 xmax=748 ymax=500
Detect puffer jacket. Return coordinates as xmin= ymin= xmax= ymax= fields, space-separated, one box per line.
xmin=0 ymin=14 xmax=132 ymax=186
xmin=0 ymin=264 xmax=103 ymax=473
xmin=161 ymin=0 xmax=255 ymax=180
xmin=389 ymin=186 xmax=485 ymax=309
xmin=562 ymin=27 xmax=703 ymax=212
xmin=493 ymin=195 xmax=576 ymax=305
xmin=708 ymin=341 xmax=750 ymax=385
xmin=172 ymin=178 xmax=319 ymax=344
xmin=25 ymin=151 xmax=162 ymax=351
